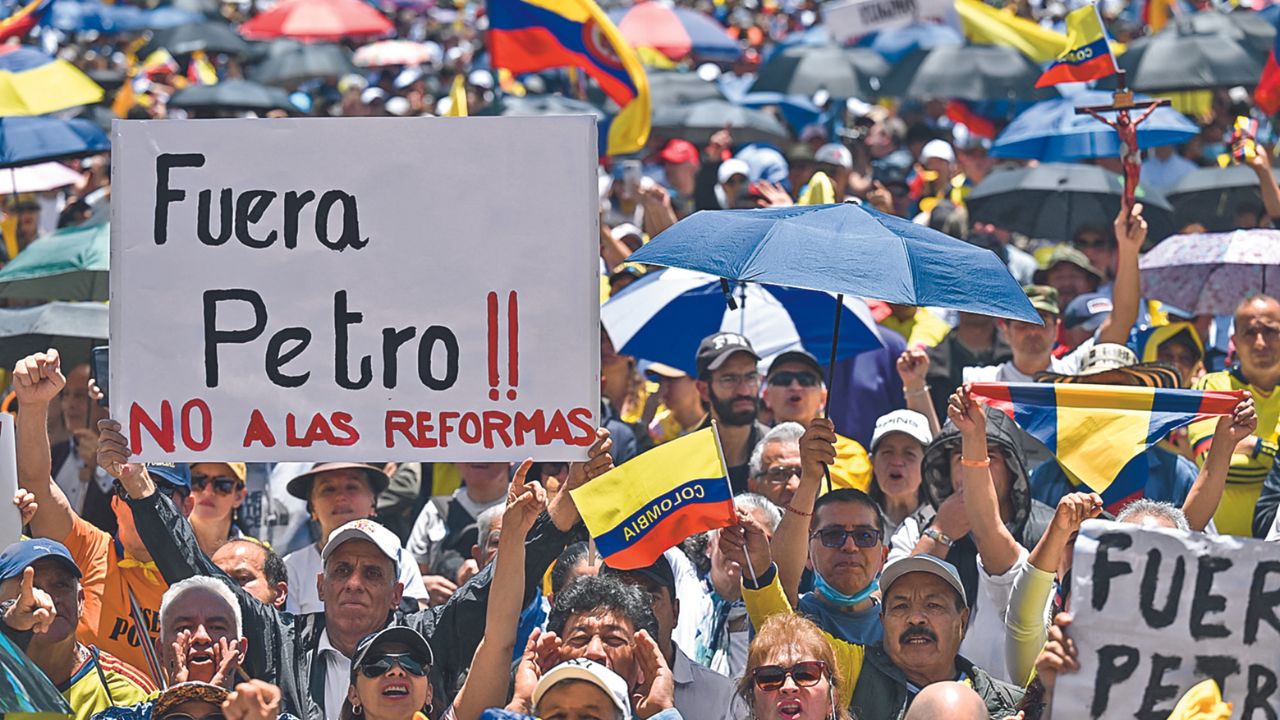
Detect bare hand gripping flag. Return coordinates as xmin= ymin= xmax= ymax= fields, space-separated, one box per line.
xmin=570 ymin=427 xmax=736 ymax=569
xmin=970 ymin=382 xmax=1242 ymax=494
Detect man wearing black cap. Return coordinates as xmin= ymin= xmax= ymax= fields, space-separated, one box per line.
xmin=12 ymin=350 xmax=193 ymax=683
xmin=763 ymin=350 xmax=872 ymax=491
xmin=694 ymin=332 xmax=769 ymax=494
xmin=603 ymin=556 xmax=735 ymax=720
xmin=0 ymin=538 xmax=156 ymax=720
xmin=281 ymin=463 xmax=430 ymax=614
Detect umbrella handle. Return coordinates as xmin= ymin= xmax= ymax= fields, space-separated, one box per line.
xmin=720 ymin=278 xmax=738 ymax=310
xmin=821 ymin=293 xmax=843 ymax=495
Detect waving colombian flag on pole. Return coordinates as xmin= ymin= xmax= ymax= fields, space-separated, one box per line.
xmin=488 ymin=0 xmax=650 ymax=156
xmin=969 ymin=383 xmax=1242 ymax=495
xmin=0 ymin=0 xmax=51 ymax=42
xmin=570 ymin=426 xmax=736 ymax=570
xmin=1035 ymin=3 xmax=1117 ymax=88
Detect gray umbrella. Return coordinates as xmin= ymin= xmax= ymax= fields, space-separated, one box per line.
xmin=1115 ymin=24 xmax=1261 ymax=92
xmin=648 ymin=71 xmax=725 ymax=107
xmin=652 ymin=99 xmax=790 ymax=145
xmin=882 ymin=44 xmax=1052 ymax=101
xmin=481 ymin=94 xmax=605 ymax=118
xmin=1166 ymin=165 xmax=1276 ymax=232
xmin=1174 ymin=10 xmax=1276 ymax=62
xmin=0 ymin=301 xmax=107 ymax=369
xmin=250 ymin=41 xmax=358 ymax=86
xmin=169 ymin=79 xmax=298 ymax=113
xmin=144 ymin=20 xmax=252 ymax=57
xmin=749 ymin=45 xmax=889 ymax=99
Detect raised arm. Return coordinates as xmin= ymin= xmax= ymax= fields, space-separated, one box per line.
xmin=11 ymin=351 xmax=75 ymax=541
xmin=1240 ymin=138 xmax=1280 ymax=220
xmin=772 ymin=419 xmax=836 ymax=606
xmin=1096 ymin=203 xmax=1145 ymax=346
xmin=449 ymin=460 xmax=545 ymax=720
xmin=898 ymin=348 xmax=941 ymax=436
xmin=948 ymin=386 xmax=1020 ymax=576
xmin=1183 ymin=395 xmax=1256 ymax=532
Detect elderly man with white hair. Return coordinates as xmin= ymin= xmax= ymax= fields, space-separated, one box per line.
xmin=747 ymin=423 xmax=805 ymax=509
xmin=158 ymin=576 xmax=249 ymax=688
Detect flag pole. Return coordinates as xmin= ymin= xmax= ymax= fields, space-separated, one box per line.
xmin=711 ymin=420 xmax=757 ymax=582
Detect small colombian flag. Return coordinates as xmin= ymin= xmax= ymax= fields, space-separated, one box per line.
xmin=969 ymin=382 xmax=1242 ymax=495
xmin=1035 ymin=4 xmax=1117 ymax=88
xmin=570 ymin=427 xmax=736 ymax=570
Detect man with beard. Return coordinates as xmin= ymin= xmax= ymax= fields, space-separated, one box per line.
xmin=0 ymin=539 xmax=156 ymax=720
xmin=694 ymin=333 xmax=769 ymax=494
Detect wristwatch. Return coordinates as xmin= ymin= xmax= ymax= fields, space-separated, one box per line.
xmin=923 ymin=526 xmax=954 ymax=548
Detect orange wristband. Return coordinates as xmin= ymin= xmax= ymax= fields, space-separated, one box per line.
xmin=960 ymin=457 xmax=991 ymax=468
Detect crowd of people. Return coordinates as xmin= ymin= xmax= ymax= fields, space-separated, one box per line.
xmin=5 ymin=0 xmax=1280 ymax=718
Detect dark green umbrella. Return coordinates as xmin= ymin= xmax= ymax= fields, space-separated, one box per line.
xmin=144 ymin=20 xmax=252 ymax=57
xmin=0 ymin=632 xmax=72 ymax=716
xmin=967 ymin=163 xmax=1174 ymax=242
xmin=882 ymin=44 xmax=1052 ymax=101
xmin=169 ymin=79 xmax=298 ymax=113
xmin=1167 ymin=165 xmax=1274 ymax=232
xmin=749 ymin=45 xmax=889 ymax=99
xmin=0 ymin=222 xmax=108 ymax=301
xmin=0 ymin=301 xmax=107 ymax=369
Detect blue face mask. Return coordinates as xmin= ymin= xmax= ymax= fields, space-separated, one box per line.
xmin=813 ymin=570 xmax=880 ymax=607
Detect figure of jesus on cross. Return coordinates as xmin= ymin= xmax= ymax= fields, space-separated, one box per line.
xmin=1076 ymin=70 xmax=1168 ymax=211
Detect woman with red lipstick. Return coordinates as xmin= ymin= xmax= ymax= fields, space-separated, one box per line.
xmin=736 ymin=614 xmax=852 ymax=720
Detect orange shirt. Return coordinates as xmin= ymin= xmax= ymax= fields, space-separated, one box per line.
xmin=62 ymin=515 xmax=168 ymax=685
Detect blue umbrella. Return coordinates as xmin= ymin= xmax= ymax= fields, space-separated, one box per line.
xmin=0 ymin=117 xmax=109 ymax=170
xmin=47 ymin=0 xmax=148 ymax=33
xmin=856 ymin=22 xmax=962 ymax=63
xmin=602 ymin=268 xmax=884 ymax=377
xmin=991 ymin=90 xmax=1199 ymax=161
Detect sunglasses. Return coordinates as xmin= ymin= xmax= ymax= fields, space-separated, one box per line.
xmin=751 ymin=661 xmax=828 ymax=692
xmin=769 ymin=371 xmax=820 ymax=388
xmin=160 ymin=714 xmax=225 ymax=720
xmin=811 ymin=526 xmax=882 ymax=549
xmin=191 ymin=474 xmax=242 ymax=495
xmin=359 ymin=653 xmax=428 ymax=678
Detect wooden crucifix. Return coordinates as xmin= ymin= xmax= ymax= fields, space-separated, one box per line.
xmin=1075 ymin=69 xmax=1167 ymax=211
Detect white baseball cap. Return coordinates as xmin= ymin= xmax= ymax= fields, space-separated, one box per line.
xmin=870 ymin=409 xmax=933 ymax=452
xmin=533 ymin=659 xmax=633 ymax=720
xmin=321 ymin=518 xmax=402 ymax=572
xmin=920 ymin=139 xmax=956 ymax=164
xmin=717 ymin=158 xmax=751 ymax=185
xmin=814 ymin=142 xmax=853 ymax=170
xmin=880 ymin=554 xmax=967 ymax=608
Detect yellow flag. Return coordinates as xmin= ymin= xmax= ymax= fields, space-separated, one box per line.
xmin=955 ymin=0 xmax=1068 ymax=64
xmin=799 ymin=171 xmax=835 ymax=205
xmin=446 ymin=75 xmax=468 ymax=117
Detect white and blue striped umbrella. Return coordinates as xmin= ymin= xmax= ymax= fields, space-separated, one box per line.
xmin=602 ymin=267 xmax=884 ymax=377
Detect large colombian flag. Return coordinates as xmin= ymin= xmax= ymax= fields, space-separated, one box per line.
xmin=970 ymin=383 xmax=1242 ymax=496
xmin=1035 ymin=4 xmax=1117 ymax=88
xmin=488 ymin=0 xmax=650 ymax=156
xmin=0 ymin=0 xmax=50 ymax=43
xmin=570 ymin=427 xmax=735 ymax=570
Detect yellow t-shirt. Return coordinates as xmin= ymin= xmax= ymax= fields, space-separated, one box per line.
xmin=9 ymin=646 xmax=155 ymax=720
xmin=879 ymin=308 xmax=952 ymax=349
xmin=1188 ymin=369 xmax=1280 ymax=536
xmin=743 ymin=572 xmax=865 ymax=709
xmin=829 ymin=434 xmax=873 ymax=493
xmin=62 ymin=515 xmax=168 ymax=685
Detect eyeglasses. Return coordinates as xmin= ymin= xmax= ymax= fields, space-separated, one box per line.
xmin=713 ymin=372 xmax=760 ymax=390
xmin=358 ymin=653 xmax=428 ymax=678
xmin=768 ymin=371 xmax=820 ymax=388
xmin=751 ymin=661 xmax=828 ymax=691
xmin=159 ymin=713 xmax=226 ymax=720
xmin=810 ymin=526 xmax=882 ymax=549
xmin=191 ymin=474 xmax=242 ymax=495
xmin=762 ymin=465 xmax=802 ymax=484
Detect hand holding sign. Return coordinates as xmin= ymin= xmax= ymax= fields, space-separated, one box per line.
xmin=1036 ymin=612 xmax=1078 ymax=695
xmin=95 ymin=418 xmax=150 ymax=497
xmin=3 ymin=567 xmax=56 ymax=633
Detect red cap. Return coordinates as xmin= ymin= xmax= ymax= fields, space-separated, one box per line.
xmin=659 ymin=139 xmax=700 ymax=167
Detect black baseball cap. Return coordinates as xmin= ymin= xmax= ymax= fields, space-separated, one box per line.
xmin=767 ymin=350 xmax=824 ymax=381
xmin=695 ymin=332 xmax=759 ymax=378
xmin=349 ymin=626 xmax=434 ymax=683
xmin=602 ymin=554 xmax=676 ymax=597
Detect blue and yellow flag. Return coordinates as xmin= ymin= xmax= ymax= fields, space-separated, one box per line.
xmin=1035 ymin=4 xmax=1117 ymax=88
xmin=570 ymin=427 xmax=735 ymax=570
xmin=487 ymin=0 xmax=650 ymax=155
xmin=955 ymin=0 xmax=1068 ymax=64
xmin=970 ymin=383 xmax=1242 ymax=494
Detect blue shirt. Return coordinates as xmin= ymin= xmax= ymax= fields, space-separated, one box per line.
xmin=1029 ymin=445 xmax=1199 ymax=514
xmin=796 ymin=591 xmax=884 ymax=645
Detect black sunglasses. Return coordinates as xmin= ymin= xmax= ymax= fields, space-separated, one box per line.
xmin=191 ymin=474 xmax=242 ymax=495
xmin=811 ymin=527 xmax=882 ymax=549
xmin=769 ymin=371 xmax=820 ymax=388
xmin=751 ymin=661 xmax=828 ymax=691
xmin=359 ymin=653 xmax=428 ymax=678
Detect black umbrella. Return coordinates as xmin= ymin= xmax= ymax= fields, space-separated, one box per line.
xmin=648 ymin=71 xmax=725 ymax=107
xmin=881 ymin=44 xmax=1052 ymax=101
xmin=479 ymin=94 xmax=605 ymax=118
xmin=144 ymin=20 xmax=251 ymax=57
xmin=169 ymin=79 xmax=298 ymax=113
xmin=171 ymin=0 xmax=222 ymax=15
xmin=0 ymin=301 xmax=107 ymax=369
xmin=250 ymin=41 xmax=358 ymax=86
xmin=967 ymin=163 xmax=1174 ymax=242
xmin=749 ymin=45 xmax=890 ymax=99
xmin=1115 ymin=25 xmax=1261 ymax=93
xmin=1174 ymin=10 xmax=1276 ymax=62
xmin=652 ymin=99 xmax=790 ymax=145
xmin=1166 ymin=164 xmax=1275 ymax=232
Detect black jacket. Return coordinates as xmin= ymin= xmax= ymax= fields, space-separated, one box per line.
xmin=849 ymin=644 xmax=1025 ymax=719
xmin=1253 ymin=454 xmax=1280 ymax=538
xmin=128 ymin=492 xmax=580 ymax=720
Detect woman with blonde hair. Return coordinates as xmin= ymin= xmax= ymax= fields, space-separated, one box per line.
xmin=737 ymin=613 xmax=853 ymax=720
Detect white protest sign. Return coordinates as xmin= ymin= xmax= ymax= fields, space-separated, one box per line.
xmin=822 ymin=0 xmax=952 ymax=41
xmin=0 ymin=413 xmax=17 ymax=546
xmin=111 ymin=117 xmax=600 ymax=462
xmin=1056 ymin=520 xmax=1280 ymax=719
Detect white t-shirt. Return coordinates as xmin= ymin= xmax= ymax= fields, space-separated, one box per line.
xmin=284 ymin=540 xmax=430 ymax=614
xmin=961 ymin=338 xmax=1093 ymax=384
